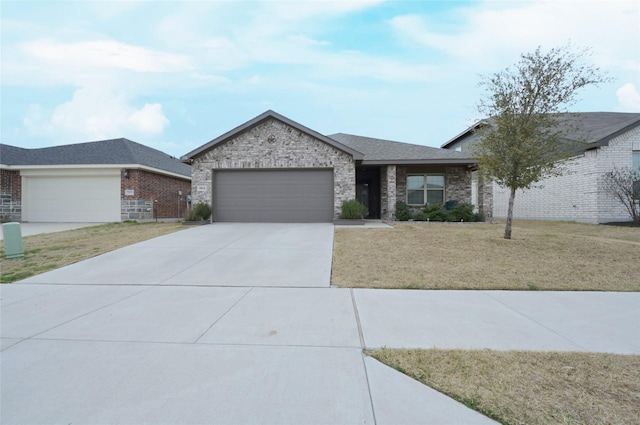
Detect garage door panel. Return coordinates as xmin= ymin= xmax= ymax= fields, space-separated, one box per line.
xmin=25 ymin=176 xmax=120 ymax=223
xmin=214 ymin=170 xmax=333 ymax=223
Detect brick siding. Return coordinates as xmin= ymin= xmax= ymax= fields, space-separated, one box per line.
xmin=120 ymin=169 xmax=191 ymax=220
xmin=190 ymin=118 xmax=355 ymax=219
xmin=492 ymin=126 xmax=640 ymax=223
xmin=1 ymin=169 xmax=22 ymax=222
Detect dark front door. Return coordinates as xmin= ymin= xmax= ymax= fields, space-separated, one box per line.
xmin=355 ymin=167 xmax=381 ymax=219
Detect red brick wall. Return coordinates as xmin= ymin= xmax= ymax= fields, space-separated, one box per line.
xmin=1 ymin=170 xmax=22 ymax=222
xmin=121 ymin=169 xmax=191 ymax=219
xmin=1 ymin=170 xmax=21 ymax=201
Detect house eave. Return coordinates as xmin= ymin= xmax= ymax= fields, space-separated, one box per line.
xmin=360 ymin=159 xmax=476 ymax=166
xmin=441 ymin=121 xmax=484 ymax=149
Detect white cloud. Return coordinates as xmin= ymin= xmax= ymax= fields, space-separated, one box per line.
xmin=22 ymin=39 xmax=192 ymax=73
xmin=616 ymin=83 xmax=640 ymax=111
xmin=128 ymin=103 xmax=170 ymax=135
xmin=390 ymin=0 xmax=639 ymax=71
xmin=25 ymin=86 xmax=170 ymax=142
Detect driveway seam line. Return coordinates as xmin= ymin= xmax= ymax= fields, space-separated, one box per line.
xmin=18 ymin=285 xmax=154 ymax=341
xmin=350 ymin=288 xmax=366 ymax=349
xmin=192 ymin=287 xmax=254 ymax=344
xmin=482 ymin=291 xmax=588 ymax=351
xmin=361 ymin=353 xmax=379 ymax=425
xmin=157 ymin=225 xmax=261 ymax=285
xmin=24 ymin=338 xmax=363 ymax=350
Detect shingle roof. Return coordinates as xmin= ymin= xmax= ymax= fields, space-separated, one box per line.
xmin=441 ymin=112 xmax=640 ymax=149
xmin=0 ymin=138 xmax=191 ymax=178
xmin=328 ymin=133 xmax=475 ymax=164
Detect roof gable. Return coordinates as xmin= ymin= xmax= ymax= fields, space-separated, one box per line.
xmin=0 ymin=138 xmax=191 ymax=177
xmin=181 ymin=110 xmax=364 ymax=161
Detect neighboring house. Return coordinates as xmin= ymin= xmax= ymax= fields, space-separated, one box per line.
xmin=442 ymin=112 xmax=640 ymax=224
xmin=182 ymin=110 xmax=479 ymax=223
xmin=1 ymin=138 xmax=191 ymax=223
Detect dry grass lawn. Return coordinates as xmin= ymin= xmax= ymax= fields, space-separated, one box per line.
xmin=371 ymin=348 xmax=640 ymax=425
xmin=1 ymin=222 xmax=185 ymax=283
xmin=333 ymin=220 xmax=640 ymax=291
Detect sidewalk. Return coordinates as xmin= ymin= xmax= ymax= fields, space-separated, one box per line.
xmin=1 ymin=223 xmax=638 ymax=424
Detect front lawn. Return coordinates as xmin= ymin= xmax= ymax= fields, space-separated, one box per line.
xmin=371 ymin=348 xmax=640 ymax=425
xmin=332 ymin=220 xmax=640 ymax=291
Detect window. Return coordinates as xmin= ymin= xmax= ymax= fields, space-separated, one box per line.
xmin=407 ymin=174 xmax=445 ymax=205
xmin=633 ymin=151 xmax=640 ymax=173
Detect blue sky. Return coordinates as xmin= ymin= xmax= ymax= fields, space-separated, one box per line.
xmin=2 ymin=0 xmax=639 ymax=158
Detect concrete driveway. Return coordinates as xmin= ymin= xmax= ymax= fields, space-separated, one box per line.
xmin=19 ymin=223 xmax=334 ymax=287
xmin=2 ymin=223 xmax=638 ymax=424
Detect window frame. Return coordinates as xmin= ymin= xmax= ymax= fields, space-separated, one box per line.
xmin=406 ymin=174 xmax=445 ymax=206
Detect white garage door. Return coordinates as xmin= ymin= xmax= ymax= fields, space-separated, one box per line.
xmin=23 ymin=173 xmax=121 ymax=222
xmin=214 ymin=169 xmax=334 ymax=222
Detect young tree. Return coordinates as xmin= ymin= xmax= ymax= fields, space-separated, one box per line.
xmin=602 ymin=167 xmax=640 ymax=224
xmin=473 ymin=45 xmax=609 ymax=239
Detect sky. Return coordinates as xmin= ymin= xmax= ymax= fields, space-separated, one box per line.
xmin=2 ymin=0 xmax=639 ymax=158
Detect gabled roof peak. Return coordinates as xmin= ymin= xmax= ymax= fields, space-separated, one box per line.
xmin=181 ymin=110 xmax=364 ymax=161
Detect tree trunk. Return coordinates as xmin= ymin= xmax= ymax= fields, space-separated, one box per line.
xmin=504 ymin=187 xmax=516 ymax=239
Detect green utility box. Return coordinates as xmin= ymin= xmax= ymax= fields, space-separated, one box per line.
xmin=2 ymin=222 xmax=24 ymax=259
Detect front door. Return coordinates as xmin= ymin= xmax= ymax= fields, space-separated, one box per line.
xmin=355 ymin=167 xmax=380 ymax=219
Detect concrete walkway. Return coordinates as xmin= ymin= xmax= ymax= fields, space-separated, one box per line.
xmin=1 ymin=223 xmax=638 ymax=424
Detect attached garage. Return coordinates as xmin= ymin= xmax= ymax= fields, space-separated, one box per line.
xmin=213 ymin=169 xmax=334 ymax=222
xmin=22 ymin=169 xmax=120 ymax=223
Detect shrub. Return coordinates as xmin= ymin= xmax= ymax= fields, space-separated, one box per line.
xmin=449 ymin=202 xmax=476 ymax=222
xmin=187 ymin=202 xmax=212 ymax=221
xmin=413 ymin=211 xmax=429 ymax=221
xmin=424 ymin=203 xmax=449 ymax=221
xmin=341 ymin=199 xmax=368 ymax=219
xmin=395 ymin=202 xmax=413 ymax=221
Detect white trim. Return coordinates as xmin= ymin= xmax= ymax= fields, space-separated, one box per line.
xmin=1 ymin=164 xmax=191 ymax=180
xmin=20 ymin=168 xmax=120 ymax=177
xmin=406 ymin=173 xmax=445 ymax=206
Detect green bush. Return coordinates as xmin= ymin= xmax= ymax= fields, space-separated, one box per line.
xmin=474 ymin=212 xmax=485 ymax=222
xmin=395 ymin=202 xmax=413 ymax=221
xmin=424 ymin=203 xmax=449 ymax=222
xmin=449 ymin=202 xmax=476 ymax=222
xmin=341 ymin=199 xmax=368 ymax=219
xmin=413 ymin=211 xmax=429 ymax=221
xmin=187 ymin=202 xmax=212 ymax=221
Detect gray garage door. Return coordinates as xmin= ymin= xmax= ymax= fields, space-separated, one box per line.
xmin=214 ymin=169 xmax=334 ymax=222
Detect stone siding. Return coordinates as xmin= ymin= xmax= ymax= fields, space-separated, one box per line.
xmin=478 ymin=175 xmax=493 ymax=221
xmin=121 ymin=199 xmax=154 ymax=221
xmin=1 ymin=170 xmax=22 ymax=222
xmin=380 ymin=166 xmax=388 ymax=218
xmin=492 ymin=126 xmax=640 ymax=223
xmin=191 ymin=118 xmax=355 ymax=219
xmin=121 ymin=169 xmax=191 ymax=220
xmin=445 ymin=166 xmax=472 ymax=203
xmin=385 ymin=165 xmax=397 ymax=219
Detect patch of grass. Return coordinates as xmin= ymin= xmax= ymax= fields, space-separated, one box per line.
xmin=0 ymin=271 xmax=34 ymax=283
xmin=1 ymin=222 xmax=185 ymax=283
xmin=370 ymin=348 xmax=640 ymax=425
xmin=332 ymin=220 xmax=640 ymax=291
xmin=34 ymin=264 xmax=58 ymax=272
